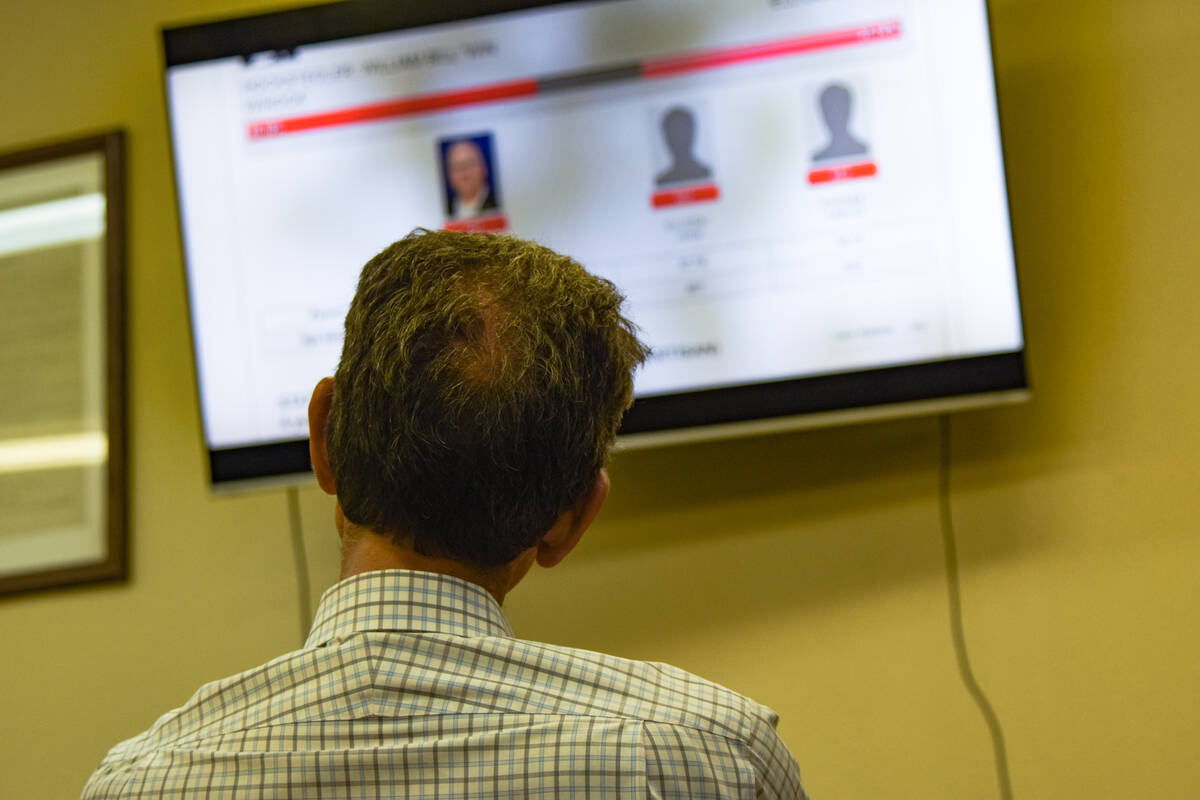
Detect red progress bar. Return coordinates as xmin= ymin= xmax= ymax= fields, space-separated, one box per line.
xmin=247 ymin=21 xmax=900 ymax=140
xmin=248 ymin=79 xmax=539 ymax=139
xmin=642 ymin=21 xmax=901 ymax=79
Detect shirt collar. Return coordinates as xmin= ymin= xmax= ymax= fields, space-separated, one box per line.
xmin=304 ymin=569 xmax=514 ymax=648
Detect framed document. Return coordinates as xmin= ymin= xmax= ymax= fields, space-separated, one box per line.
xmin=0 ymin=131 xmax=127 ymax=596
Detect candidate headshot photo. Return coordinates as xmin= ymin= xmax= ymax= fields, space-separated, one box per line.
xmin=439 ymin=134 xmax=501 ymax=220
xmin=653 ymin=104 xmax=715 ymax=188
xmin=811 ymin=82 xmax=871 ymax=163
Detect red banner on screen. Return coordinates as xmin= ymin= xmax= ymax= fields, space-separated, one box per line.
xmin=807 ymin=161 xmax=878 ymax=185
xmin=642 ymin=22 xmax=901 ymax=79
xmin=249 ymin=80 xmax=539 ymax=139
xmin=443 ymin=214 xmax=510 ymax=233
xmin=651 ymin=183 xmax=721 ymax=209
xmin=246 ymin=22 xmax=901 ymax=140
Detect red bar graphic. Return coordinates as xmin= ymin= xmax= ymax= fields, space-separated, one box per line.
xmin=248 ymin=79 xmax=539 ymax=139
xmin=247 ymin=21 xmax=899 ymax=140
xmin=443 ymin=214 xmax=510 ymax=233
xmin=652 ymin=183 xmax=721 ymax=209
xmin=808 ymin=161 xmax=878 ymax=185
xmin=642 ymin=21 xmax=901 ymax=79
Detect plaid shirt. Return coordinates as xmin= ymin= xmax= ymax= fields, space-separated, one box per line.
xmin=84 ymin=570 xmax=806 ymax=798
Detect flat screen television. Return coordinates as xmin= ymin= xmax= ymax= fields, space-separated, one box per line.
xmin=163 ymin=0 xmax=1027 ymax=489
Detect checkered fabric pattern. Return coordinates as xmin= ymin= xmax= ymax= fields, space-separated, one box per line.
xmin=83 ymin=569 xmax=807 ymax=799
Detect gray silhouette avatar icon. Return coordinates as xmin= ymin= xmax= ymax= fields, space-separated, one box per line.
xmin=812 ymin=84 xmax=869 ymax=162
xmin=655 ymin=106 xmax=713 ymax=187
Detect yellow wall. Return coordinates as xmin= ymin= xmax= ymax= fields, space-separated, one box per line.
xmin=1 ymin=1 xmax=1197 ymax=797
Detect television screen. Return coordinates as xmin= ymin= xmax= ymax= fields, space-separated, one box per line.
xmin=163 ymin=0 xmax=1026 ymax=487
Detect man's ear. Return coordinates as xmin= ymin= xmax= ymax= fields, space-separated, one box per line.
xmin=537 ymin=469 xmax=610 ymax=568
xmin=308 ymin=377 xmax=337 ymax=495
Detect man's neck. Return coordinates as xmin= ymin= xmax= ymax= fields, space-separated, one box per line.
xmin=339 ymin=525 xmax=532 ymax=606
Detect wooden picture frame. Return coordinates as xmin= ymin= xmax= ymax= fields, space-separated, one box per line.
xmin=0 ymin=131 xmax=127 ymax=596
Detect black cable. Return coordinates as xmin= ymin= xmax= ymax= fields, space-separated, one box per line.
xmin=287 ymin=486 xmax=313 ymax=645
xmin=938 ymin=414 xmax=1013 ymax=800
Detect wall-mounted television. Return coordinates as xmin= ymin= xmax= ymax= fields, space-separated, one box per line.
xmin=163 ymin=0 xmax=1027 ymax=489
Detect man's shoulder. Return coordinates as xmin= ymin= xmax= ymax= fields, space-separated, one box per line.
xmin=111 ymin=630 xmax=780 ymax=746
xmin=105 ymin=645 xmax=337 ymax=749
xmin=427 ymin=632 xmax=782 ymax=744
xmin=86 ymin=634 xmax=805 ymax=799
xmin=484 ymin=637 xmax=802 ymax=796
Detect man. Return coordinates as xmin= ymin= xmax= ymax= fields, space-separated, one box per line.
xmin=84 ymin=230 xmax=807 ymax=799
xmin=444 ymin=138 xmax=498 ymax=219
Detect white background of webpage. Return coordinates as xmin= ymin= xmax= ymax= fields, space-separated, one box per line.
xmin=168 ymin=0 xmax=1022 ymax=449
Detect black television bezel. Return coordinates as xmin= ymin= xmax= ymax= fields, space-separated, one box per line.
xmin=163 ymin=0 xmax=1028 ymax=488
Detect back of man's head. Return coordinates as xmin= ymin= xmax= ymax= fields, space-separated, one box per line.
xmin=327 ymin=229 xmax=649 ymax=568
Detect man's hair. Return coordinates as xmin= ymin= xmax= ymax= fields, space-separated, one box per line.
xmin=328 ymin=229 xmax=649 ymax=567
